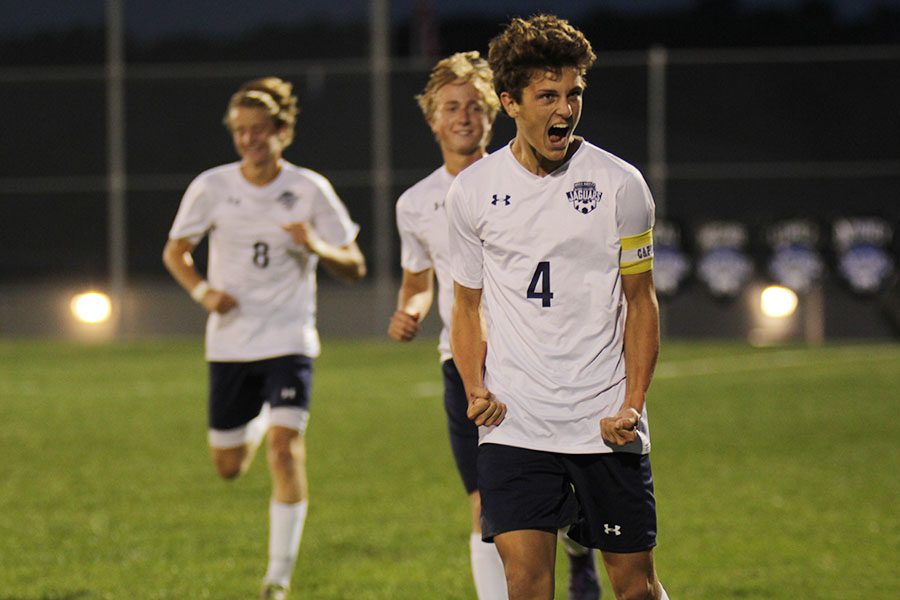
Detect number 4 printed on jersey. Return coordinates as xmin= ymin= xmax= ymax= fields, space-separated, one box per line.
xmin=527 ymin=261 xmax=554 ymax=307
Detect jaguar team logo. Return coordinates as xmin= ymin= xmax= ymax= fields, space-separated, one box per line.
xmin=566 ymin=181 xmax=602 ymax=214
xmin=277 ymin=191 xmax=298 ymax=210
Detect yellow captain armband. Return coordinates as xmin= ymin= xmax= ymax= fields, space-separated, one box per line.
xmin=620 ymin=228 xmax=654 ymax=275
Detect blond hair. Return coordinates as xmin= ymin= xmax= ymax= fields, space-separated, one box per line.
xmin=223 ymin=77 xmax=300 ymax=147
xmin=416 ymin=51 xmax=500 ymax=123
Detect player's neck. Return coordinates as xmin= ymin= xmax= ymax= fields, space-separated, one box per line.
xmin=240 ymin=158 xmax=283 ymax=187
xmin=443 ymin=148 xmax=486 ymax=176
xmin=511 ymin=137 xmax=581 ymax=177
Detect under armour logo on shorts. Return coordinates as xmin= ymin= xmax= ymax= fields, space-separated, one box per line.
xmin=604 ymin=524 xmax=622 ymax=536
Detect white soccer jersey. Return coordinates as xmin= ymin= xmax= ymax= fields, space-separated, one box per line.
xmin=447 ymin=141 xmax=655 ymax=455
xmin=396 ymin=166 xmax=455 ymax=362
xmin=169 ymin=161 xmax=359 ymax=362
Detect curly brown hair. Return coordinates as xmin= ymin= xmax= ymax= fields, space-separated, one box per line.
xmin=223 ymin=77 xmax=300 ymax=147
xmin=488 ymin=14 xmax=596 ymax=104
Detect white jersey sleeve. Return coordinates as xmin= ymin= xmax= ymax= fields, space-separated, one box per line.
xmin=169 ymin=175 xmax=214 ymax=244
xmin=447 ymin=177 xmax=483 ymax=290
xmin=616 ymin=170 xmax=655 ymax=275
xmin=396 ymin=190 xmax=433 ymax=274
xmin=307 ymin=172 xmax=360 ymax=247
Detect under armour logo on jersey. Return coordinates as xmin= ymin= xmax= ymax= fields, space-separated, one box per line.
xmin=603 ymin=524 xmax=622 ymax=536
xmin=280 ymin=387 xmax=297 ymax=400
xmin=227 ymin=197 xmax=241 ymax=206
xmin=566 ymin=181 xmax=602 ymax=214
xmin=277 ymin=191 xmax=299 ymax=210
xmin=491 ymin=194 xmax=511 ymax=206
xmin=434 ymin=198 xmax=445 ymax=211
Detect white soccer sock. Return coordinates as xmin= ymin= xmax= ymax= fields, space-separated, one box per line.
xmin=658 ymin=582 xmax=670 ymax=599
xmin=470 ymin=533 xmax=508 ymax=600
xmin=264 ymin=499 xmax=308 ymax=588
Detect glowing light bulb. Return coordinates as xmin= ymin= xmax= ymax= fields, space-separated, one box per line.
xmin=760 ymin=285 xmax=798 ymax=318
xmin=71 ymin=292 xmax=113 ymax=324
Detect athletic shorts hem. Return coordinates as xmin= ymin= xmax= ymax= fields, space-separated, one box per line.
xmin=592 ymin=541 xmax=658 ymax=554
xmin=208 ymin=427 xmax=249 ymax=449
xmin=481 ymin=523 xmax=567 ymax=543
xmin=270 ymin=406 xmax=310 ymax=434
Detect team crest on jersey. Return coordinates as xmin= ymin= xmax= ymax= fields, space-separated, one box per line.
xmin=566 ymin=181 xmax=602 ymax=214
xmin=277 ymin=191 xmax=299 ymax=210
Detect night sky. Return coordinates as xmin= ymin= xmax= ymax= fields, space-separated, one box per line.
xmin=4 ymin=0 xmax=898 ymax=39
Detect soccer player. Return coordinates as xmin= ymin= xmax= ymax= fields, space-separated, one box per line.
xmin=447 ymin=15 xmax=670 ymax=600
xmin=162 ymin=77 xmax=365 ymax=600
xmin=389 ymin=52 xmax=602 ymax=600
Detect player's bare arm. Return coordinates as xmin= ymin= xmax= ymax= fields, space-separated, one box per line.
xmin=388 ymin=268 xmax=434 ymax=342
xmin=162 ymin=237 xmax=238 ymax=314
xmin=601 ymin=270 xmax=659 ymax=445
xmin=282 ymin=221 xmax=366 ymax=281
xmin=451 ymin=282 xmax=506 ymax=427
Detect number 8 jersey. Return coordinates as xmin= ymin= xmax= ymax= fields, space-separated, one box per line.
xmin=447 ymin=141 xmax=655 ymax=454
xmin=169 ymin=162 xmax=359 ymax=362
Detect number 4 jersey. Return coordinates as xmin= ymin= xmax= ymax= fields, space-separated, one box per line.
xmin=169 ymin=162 xmax=359 ymax=362
xmin=447 ymin=141 xmax=654 ymax=454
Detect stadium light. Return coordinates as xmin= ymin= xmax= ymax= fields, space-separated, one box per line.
xmin=760 ymin=285 xmax=798 ymax=318
xmin=71 ymin=291 xmax=113 ymax=324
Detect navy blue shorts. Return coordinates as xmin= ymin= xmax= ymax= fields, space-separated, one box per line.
xmin=208 ymin=354 xmax=313 ymax=430
xmin=442 ymin=359 xmax=480 ymax=494
xmin=478 ymin=443 xmax=657 ymax=553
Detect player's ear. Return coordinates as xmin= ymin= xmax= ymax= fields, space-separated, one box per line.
xmin=500 ymin=92 xmax=518 ymax=118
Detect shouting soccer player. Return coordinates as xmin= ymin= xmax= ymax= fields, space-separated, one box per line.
xmin=448 ymin=15 xmax=671 ymax=600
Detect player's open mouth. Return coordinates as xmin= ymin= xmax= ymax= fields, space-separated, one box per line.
xmin=547 ymin=123 xmax=570 ymax=146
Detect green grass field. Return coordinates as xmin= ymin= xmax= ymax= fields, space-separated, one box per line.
xmin=1 ymin=338 xmax=898 ymax=599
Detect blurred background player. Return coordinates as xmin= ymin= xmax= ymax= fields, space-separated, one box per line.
xmin=448 ymin=15 xmax=670 ymax=600
xmin=163 ymin=76 xmax=366 ymax=600
xmin=387 ymin=51 xmax=601 ymax=600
